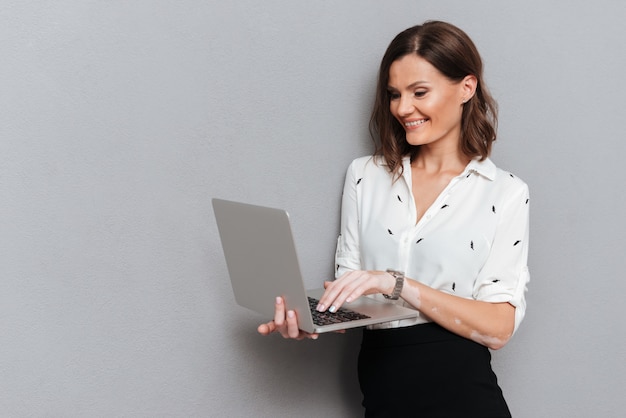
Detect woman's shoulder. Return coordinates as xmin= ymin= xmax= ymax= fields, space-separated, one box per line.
xmin=470 ymin=157 xmax=529 ymax=200
xmin=494 ymin=166 xmax=528 ymax=190
xmin=473 ymin=158 xmax=528 ymax=187
xmin=344 ymin=155 xmax=393 ymax=183
xmin=347 ymin=154 xmax=392 ymax=173
xmin=490 ymin=161 xmax=530 ymax=200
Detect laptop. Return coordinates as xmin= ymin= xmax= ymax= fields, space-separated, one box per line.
xmin=212 ymin=198 xmax=418 ymax=333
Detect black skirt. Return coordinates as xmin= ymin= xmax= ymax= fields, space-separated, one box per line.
xmin=358 ymin=323 xmax=511 ymax=418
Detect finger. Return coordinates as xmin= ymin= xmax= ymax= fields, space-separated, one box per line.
xmin=286 ymin=310 xmax=301 ymax=339
xmin=317 ymin=274 xmax=351 ymax=311
xmin=333 ymin=270 xmax=379 ymax=309
xmin=257 ymin=321 xmax=276 ymax=335
xmin=320 ymin=271 xmax=362 ymax=312
xmin=273 ymin=296 xmax=286 ymax=326
xmin=340 ymin=272 xmax=368 ymax=303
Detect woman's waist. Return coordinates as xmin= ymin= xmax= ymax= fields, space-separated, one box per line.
xmin=362 ymin=322 xmax=472 ymax=348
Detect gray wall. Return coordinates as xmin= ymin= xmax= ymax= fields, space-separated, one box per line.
xmin=2 ymin=1 xmax=625 ymax=417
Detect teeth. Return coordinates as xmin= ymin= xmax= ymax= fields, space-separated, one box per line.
xmin=405 ymin=119 xmax=427 ymax=127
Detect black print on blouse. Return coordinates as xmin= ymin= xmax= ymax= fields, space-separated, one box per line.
xmin=526 ymin=198 xmax=529 ymax=204
xmin=356 ymin=178 xmax=363 ymax=185
xmin=416 ymin=238 xmax=423 ymax=244
xmin=513 ymin=240 xmax=521 ymax=246
xmin=492 ymin=205 xmax=496 ymax=213
xmin=492 ymin=279 xmax=500 ymax=283
xmin=397 ymin=195 xmax=403 ymax=203
xmin=466 ymin=173 xmax=472 ymax=178
xmin=470 ymin=241 xmax=474 ymax=250
xmin=452 ymin=282 xmax=456 ymax=291
xmin=388 ymin=229 xmax=394 ymax=235
xmin=509 ymin=173 xmax=515 ymax=178
xmin=441 ymin=204 xmax=449 ymax=209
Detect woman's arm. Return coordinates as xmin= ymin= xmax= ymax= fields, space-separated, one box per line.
xmin=401 ymin=277 xmax=515 ymax=349
xmin=316 ymin=270 xmax=514 ymax=350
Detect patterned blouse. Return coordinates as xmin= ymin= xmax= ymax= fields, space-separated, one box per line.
xmin=334 ymin=155 xmax=530 ymax=331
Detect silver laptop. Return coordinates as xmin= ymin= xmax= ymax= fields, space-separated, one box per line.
xmin=212 ymin=198 xmax=418 ymax=333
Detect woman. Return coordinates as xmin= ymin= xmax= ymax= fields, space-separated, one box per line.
xmin=259 ymin=20 xmax=529 ymax=417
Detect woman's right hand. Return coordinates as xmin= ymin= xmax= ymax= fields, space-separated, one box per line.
xmin=257 ymin=296 xmax=319 ymax=340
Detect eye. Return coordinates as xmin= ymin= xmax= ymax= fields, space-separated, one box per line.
xmin=387 ymin=90 xmax=400 ymax=100
xmin=414 ymin=90 xmax=427 ymax=98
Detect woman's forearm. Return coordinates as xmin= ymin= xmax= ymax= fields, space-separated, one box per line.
xmin=401 ymin=277 xmax=516 ymax=350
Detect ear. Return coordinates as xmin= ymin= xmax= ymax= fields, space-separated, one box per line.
xmin=461 ymin=75 xmax=477 ymax=104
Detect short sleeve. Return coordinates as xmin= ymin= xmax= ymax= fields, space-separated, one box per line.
xmin=473 ymin=179 xmax=530 ymax=333
xmin=335 ymin=160 xmax=362 ymax=277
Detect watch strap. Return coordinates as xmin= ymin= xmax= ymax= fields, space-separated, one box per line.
xmin=383 ymin=269 xmax=404 ymax=300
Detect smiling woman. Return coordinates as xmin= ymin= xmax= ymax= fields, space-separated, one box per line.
xmin=372 ymin=21 xmax=498 ymax=181
xmin=388 ymin=54 xmax=473 ymax=150
xmin=258 ymin=20 xmax=528 ymax=417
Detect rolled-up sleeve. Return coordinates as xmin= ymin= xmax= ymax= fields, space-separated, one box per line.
xmin=335 ymin=160 xmax=362 ymax=277
xmin=473 ymin=180 xmax=530 ymax=333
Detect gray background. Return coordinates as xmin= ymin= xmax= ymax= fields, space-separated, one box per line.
xmin=2 ymin=1 xmax=625 ymax=417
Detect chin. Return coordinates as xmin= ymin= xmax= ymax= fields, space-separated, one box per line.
xmin=405 ymin=136 xmax=430 ymax=146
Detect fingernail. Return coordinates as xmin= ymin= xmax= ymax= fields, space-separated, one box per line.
xmin=329 ymin=305 xmax=336 ymax=313
xmin=311 ymin=334 xmax=318 ymax=340
xmin=276 ymin=297 xmax=282 ymax=304
xmin=316 ymin=304 xmax=324 ymax=311
xmin=287 ymin=310 xmax=295 ymax=318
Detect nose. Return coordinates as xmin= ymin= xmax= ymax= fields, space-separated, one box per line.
xmin=396 ymin=94 xmax=414 ymax=117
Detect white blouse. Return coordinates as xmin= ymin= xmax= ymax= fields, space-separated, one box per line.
xmin=335 ymin=155 xmax=530 ymax=332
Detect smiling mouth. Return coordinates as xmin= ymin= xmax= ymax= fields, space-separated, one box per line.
xmin=404 ymin=119 xmax=428 ymax=127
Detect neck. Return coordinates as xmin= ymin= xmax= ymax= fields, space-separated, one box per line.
xmin=412 ymin=146 xmax=470 ymax=174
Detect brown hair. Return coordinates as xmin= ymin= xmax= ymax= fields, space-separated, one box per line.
xmin=370 ymin=21 xmax=498 ymax=179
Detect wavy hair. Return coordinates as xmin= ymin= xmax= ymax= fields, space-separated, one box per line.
xmin=370 ymin=21 xmax=498 ymax=179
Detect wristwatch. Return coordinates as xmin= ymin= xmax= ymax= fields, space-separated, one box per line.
xmin=383 ymin=269 xmax=405 ymax=300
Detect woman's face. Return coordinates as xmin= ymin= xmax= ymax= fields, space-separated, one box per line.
xmin=387 ymin=54 xmax=473 ymax=152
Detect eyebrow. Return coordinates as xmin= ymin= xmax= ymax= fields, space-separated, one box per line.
xmin=387 ymin=81 xmax=431 ymax=91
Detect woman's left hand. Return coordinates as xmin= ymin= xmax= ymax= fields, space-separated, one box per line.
xmin=314 ymin=270 xmax=395 ymax=313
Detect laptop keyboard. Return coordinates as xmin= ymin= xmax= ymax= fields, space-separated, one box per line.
xmin=308 ymin=297 xmax=370 ymax=326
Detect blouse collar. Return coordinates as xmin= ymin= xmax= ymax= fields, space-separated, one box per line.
xmin=466 ymin=157 xmax=496 ymax=181
xmin=398 ymin=155 xmax=497 ymax=181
